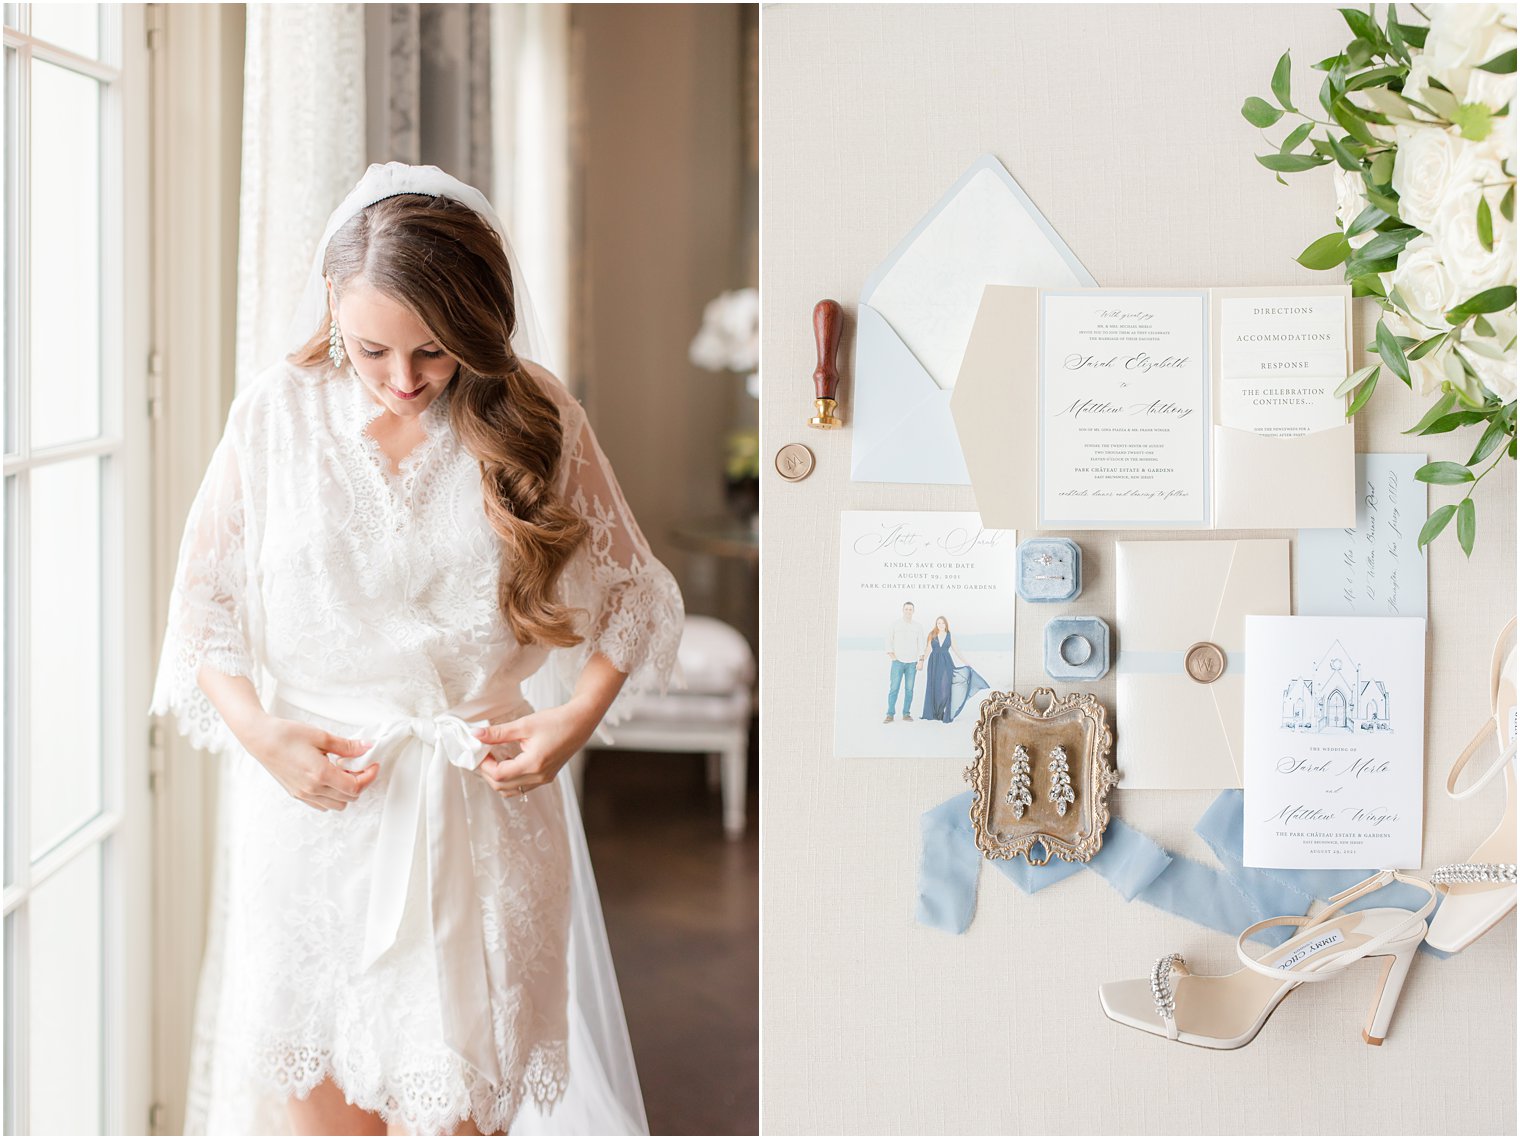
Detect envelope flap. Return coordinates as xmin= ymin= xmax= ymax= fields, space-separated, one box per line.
xmin=1207 ymin=538 xmax=1292 ymax=651
xmin=854 ymin=304 xmax=942 ymax=443
xmin=1114 ymin=539 xmax=1240 ymax=650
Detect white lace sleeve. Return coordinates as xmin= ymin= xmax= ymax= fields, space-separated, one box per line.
xmin=544 ymin=400 xmax=685 ymax=728
xmin=148 ymin=419 xmax=258 ymax=755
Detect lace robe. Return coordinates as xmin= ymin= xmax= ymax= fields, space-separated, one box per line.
xmin=148 ymin=358 xmax=683 ymax=1135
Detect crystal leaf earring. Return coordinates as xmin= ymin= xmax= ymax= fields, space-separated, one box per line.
xmin=1005 ymin=744 xmax=1033 ymax=819
xmin=328 ymin=317 xmax=346 ymax=369
xmin=1048 ymin=745 xmax=1076 ymax=816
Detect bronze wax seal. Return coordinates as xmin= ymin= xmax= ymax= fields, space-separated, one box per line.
xmin=774 ymin=443 xmax=815 ymax=482
xmin=1185 ymin=641 xmax=1226 ymax=684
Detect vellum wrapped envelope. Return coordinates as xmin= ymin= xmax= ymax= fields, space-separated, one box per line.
xmin=1115 ymin=539 xmax=1290 ymax=789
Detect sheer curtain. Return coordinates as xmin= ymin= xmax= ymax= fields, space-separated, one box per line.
xmin=233 ymin=4 xmax=367 ymax=395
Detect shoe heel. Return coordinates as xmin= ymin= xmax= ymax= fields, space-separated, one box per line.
xmin=1362 ymin=940 xmax=1420 ymax=1045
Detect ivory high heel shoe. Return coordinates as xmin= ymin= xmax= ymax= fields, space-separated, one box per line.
xmin=1098 ymin=869 xmax=1439 ymax=1048
xmin=1425 ymin=616 xmax=1518 ymax=953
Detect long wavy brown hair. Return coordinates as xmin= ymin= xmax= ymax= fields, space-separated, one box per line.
xmin=288 ymin=193 xmax=588 ymax=648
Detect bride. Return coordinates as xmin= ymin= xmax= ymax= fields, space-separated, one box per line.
xmin=148 ymin=162 xmax=683 ymax=1136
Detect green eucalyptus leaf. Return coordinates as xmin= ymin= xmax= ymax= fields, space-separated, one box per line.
xmin=1257 ymin=151 xmax=1329 ymax=173
xmin=1369 ymin=150 xmax=1395 ymax=186
xmin=1477 ymin=194 xmax=1494 ymax=251
xmin=1345 ymin=202 xmax=1389 ymax=235
xmin=1280 ymin=122 xmax=1314 ymax=152
xmin=1272 ymin=50 xmax=1296 ymax=111
xmin=1355 ymin=226 xmax=1419 ymax=261
xmin=1297 ymin=231 xmax=1353 ymax=270
xmin=1403 ymin=390 xmax=1457 ymax=434
xmin=1363 ymin=186 xmax=1401 ymax=217
xmin=1418 ymin=410 xmax=1489 ymax=435
xmin=1417 ymin=502 xmax=1457 ymax=549
xmin=1242 ymin=96 xmax=1285 ymax=127
xmin=1346 ymin=369 xmax=1380 ymax=418
xmin=1467 ymin=419 xmax=1509 ymax=465
xmin=1327 ymin=132 xmax=1366 ymax=171
xmin=1472 ymin=313 xmax=1497 ymax=340
xmin=1347 ymin=37 xmax=1375 ymax=68
xmin=1406 ymin=332 xmax=1447 ymax=361
xmin=1351 ymin=272 xmax=1389 ymax=298
xmin=1339 ymin=6 xmax=1378 ymax=41
xmin=1456 ymin=497 xmax=1477 ymax=557
xmin=1416 ymin=460 xmax=1476 ymax=485
xmin=1478 ymin=48 xmax=1517 ymax=74
xmin=1387 ymin=8 xmax=1409 ymax=61
xmin=1332 ymin=97 xmax=1380 ymax=145
xmin=1421 ymin=86 xmax=1461 ymax=119
xmin=1346 ymin=65 xmax=1407 ymax=91
xmin=1446 ymin=286 xmax=1518 ymax=322
xmin=1395 ymin=22 xmax=1427 ymax=48
xmin=1335 ymin=362 xmax=1379 ymax=398
xmin=1376 ymin=318 xmax=1413 ymax=385
xmin=1501 ymin=184 xmax=1515 ymax=222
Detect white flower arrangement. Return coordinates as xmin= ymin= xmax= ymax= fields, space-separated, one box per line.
xmin=689 ymin=287 xmax=760 ymax=398
xmin=1244 ymin=4 xmax=1516 ymax=554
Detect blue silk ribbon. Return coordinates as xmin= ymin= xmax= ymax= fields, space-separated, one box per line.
xmin=917 ymin=788 xmax=1449 ymax=956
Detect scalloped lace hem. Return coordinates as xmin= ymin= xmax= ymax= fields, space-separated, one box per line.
xmin=265 ymin=1037 xmax=568 ymax=1136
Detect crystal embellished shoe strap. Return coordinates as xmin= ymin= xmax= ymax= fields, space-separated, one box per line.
xmin=1149 ymin=953 xmax=1188 ymax=1041
xmin=1431 ymin=863 xmax=1518 ymax=886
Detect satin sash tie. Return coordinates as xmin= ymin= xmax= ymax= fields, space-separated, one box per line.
xmin=333 ymin=712 xmax=502 ymax=1084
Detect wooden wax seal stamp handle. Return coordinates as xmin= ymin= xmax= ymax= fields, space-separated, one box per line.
xmin=809 ymin=299 xmax=844 ymax=429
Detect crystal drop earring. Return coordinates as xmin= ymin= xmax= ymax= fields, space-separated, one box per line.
xmin=328 ymin=317 xmax=346 ymax=369
xmin=1005 ymin=744 xmax=1033 ymax=819
xmin=1048 ymin=745 xmax=1076 ymax=816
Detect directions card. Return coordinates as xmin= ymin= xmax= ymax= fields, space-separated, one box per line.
xmin=834 ymin=511 xmax=1016 ymax=759
xmin=1218 ymin=294 xmax=1348 ymax=437
xmin=1297 ymin=453 xmax=1429 ymax=618
xmin=1243 ymin=615 xmax=1426 ymax=869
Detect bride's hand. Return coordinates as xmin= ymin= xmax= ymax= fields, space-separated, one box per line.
xmin=244 ymin=715 xmax=380 ymax=812
xmin=472 ymin=700 xmax=601 ymax=798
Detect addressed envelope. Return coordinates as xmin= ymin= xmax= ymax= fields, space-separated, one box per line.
xmin=1115 ymin=538 xmax=1290 ymax=789
xmin=851 ymin=154 xmax=1095 ymax=484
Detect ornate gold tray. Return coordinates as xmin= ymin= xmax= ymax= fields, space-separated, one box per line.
xmin=962 ymin=688 xmax=1118 ymax=864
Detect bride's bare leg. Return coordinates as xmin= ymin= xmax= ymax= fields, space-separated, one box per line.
xmin=286 ymin=1076 xmax=387 ymax=1135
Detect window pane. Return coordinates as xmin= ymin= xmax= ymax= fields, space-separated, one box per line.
xmin=28 ymin=458 xmax=102 ymax=859
xmin=28 ymin=846 xmax=104 ymax=1135
xmin=29 ymin=4 xmax=99 ymax=61
xmin=30 ymin=59 xmax=101 ymax=449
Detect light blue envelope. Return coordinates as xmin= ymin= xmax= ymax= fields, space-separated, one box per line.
xmin=851 ymin=153 xmax=1096 ymax=485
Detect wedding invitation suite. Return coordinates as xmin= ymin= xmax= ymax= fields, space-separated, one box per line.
xmin=1296 ymin=453 xmax=1429 ymax=618
xmin=834 ymin=511 xmax=1016 ymax=759
xmin=1243 ymin=615 xmax=1426 ymax=869
xmin=951 ymin=283 xmax=1356 ymax=531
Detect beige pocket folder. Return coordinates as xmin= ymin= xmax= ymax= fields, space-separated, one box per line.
xmin=951 ymin=283 xmax=1356 ymax=531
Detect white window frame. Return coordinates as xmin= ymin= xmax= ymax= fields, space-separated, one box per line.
xmin=1 ymin=3 xmax=153 ymax=1135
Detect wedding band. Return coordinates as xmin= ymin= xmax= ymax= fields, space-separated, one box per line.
xmin=1059 ymin=634 xmax=1093 ymax=666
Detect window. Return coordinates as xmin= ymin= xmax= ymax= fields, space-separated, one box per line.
xmin=2 ymin=4 xmax=151 ymax=1133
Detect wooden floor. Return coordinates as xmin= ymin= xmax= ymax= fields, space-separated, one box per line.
xmin=579 ymin=741 xmax=759 ymax=1136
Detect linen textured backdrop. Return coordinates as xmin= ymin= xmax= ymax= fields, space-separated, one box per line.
xmin=760 ymin=4 xmax=1516 ymax=1134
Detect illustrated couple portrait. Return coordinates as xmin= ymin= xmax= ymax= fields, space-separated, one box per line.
xmin=883 ymin=602 xmax=990 ymax=725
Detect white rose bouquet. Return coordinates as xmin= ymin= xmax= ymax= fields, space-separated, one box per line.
xmin=1244 ymin=4 xmax=1516 ymax=555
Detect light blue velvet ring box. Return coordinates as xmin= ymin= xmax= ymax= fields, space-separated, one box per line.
xmin=1016 ymin=537 xmax=1082 ymax=603
xmin=1044 ymin=615 xmax=1110 ymax=681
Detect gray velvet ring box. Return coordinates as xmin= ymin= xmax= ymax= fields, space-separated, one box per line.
xmin=1016 ymin=537 xmax=1082 ymax=603
xmin=1044 ymin=615 xmax=1110 ymax=681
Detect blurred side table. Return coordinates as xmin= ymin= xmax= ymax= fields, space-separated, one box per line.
xmin=671 ymin=514 xmax=759 ymax=565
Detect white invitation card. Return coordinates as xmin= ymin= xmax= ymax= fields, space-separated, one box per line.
xmin=1297 ymin=453 xmax=1429 ymax=618
xmin=1039 ymin=291 xmax=1209 ymax=527
xmin=834 ymin=511 xmax=1016 ymax=759
xmin=1243 ymin=615 xmax=1426 ymax=869
xmin=1218 ymin=295 xmax=1348 ymax=437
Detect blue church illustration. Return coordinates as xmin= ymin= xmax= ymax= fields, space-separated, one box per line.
xmin=1280 ymin=640 xmax=1391 ymax=734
